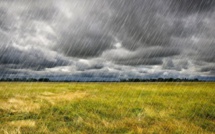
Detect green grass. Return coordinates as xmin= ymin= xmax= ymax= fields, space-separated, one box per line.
xmin=0 ymin=82 xmax=215 ymax=134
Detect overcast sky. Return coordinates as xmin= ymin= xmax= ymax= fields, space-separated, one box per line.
xmin=0 ymin=0 xmax=215 ymax=81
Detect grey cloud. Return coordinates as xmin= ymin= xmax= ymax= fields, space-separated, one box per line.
xmin=109 ymin=0 xmax=171 ymax=48
xmin=170 ymin=20 xmax=198 ymax=38
xmin=0 ymin=44 xmax=70 ymax=71
xmin=169 ymin=0 xmax=215 ymax=14
xmin=74 ymin=59 xmax=106 ymax=71
xmin=76 ymin=63 xmax=104 ymax=71
xmin=200 ymin=65 xmax=215 ymax=75
xmin=163 ymin=59 xmax=175 ymax=69
xmin=96 ymin=0 xmax=180 ymax=66
xmin=58 ymin=32 xmax=114 ymax=58
xmin=21 ymin=6 xmax=57 ymax=21
xmin=162 ymin=59 xmax=189 ymax=71
xmin=0 ymin=9 xmax=14 ymax=32
xmin=197 ymin=42 xmax=215 ymax=63
xmin=104 ymin=46 xmax=180 ymax=66
xmin=115 ymin=58 xmax=163 ymax=66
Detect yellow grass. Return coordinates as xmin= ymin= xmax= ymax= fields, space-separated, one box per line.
xmin=0 ymin=82 xmax=214 ymax=134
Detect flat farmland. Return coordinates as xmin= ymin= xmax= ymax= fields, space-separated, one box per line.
xmin=0 ymin=82 xmax=214 ymax=134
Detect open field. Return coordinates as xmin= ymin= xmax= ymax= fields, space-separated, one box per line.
xmin=0 ymin=82 xmax=215 ymax=134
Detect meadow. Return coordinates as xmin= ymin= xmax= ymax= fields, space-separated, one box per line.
xmin=0 ymin=82 xmax=214 ymax=134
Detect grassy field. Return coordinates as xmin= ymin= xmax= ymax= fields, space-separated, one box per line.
xmin=0 ymin=82 xmax=214 ymax=134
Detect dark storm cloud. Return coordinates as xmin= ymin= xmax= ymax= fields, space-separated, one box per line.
xmin=76 ymin=63 xmax=104 ymax=71
xmin=58 ymin=32 xmax=114 ymax=58
xmin=55 ymin=0 xmax=180 ymax=62
xmin=115 ymin=58 xmax=163 ymax=66
xmin=109 ymin=0 xmax=171 ymax=48
xmin=96 ymin=0 xmax=180 ymax=66
xmin=104 ymin=46 xmax=180 ymax=65
xmin=0 ymin=44 xmax=70 ymax=71
xmin=196 ymin=41 xmax=215 ymax=63
xmin=162 ymin=59 xmax=189 ymax=71
xmin=169 ymin=0 xmax=215 ymax=14
xmin=0 ymin=0 xmax=215 ymax=80
xmin=52 ymin=0 xmax=115 ymax=58
xmin=200 ymin=66 xmax=215 ymax=75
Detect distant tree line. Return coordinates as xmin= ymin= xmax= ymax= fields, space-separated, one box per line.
xmin=0 ymin=77 xmax=204 ymax=82
xmin=0 ymin=78 xmax=50 ymax=82
xmin=120 ymin=78 xmax=201 ymax=82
